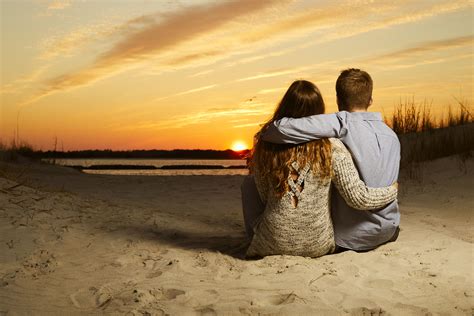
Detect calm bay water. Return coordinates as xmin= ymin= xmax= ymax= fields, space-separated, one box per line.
xmin=44 ymin=159 xmax=249 ymax=176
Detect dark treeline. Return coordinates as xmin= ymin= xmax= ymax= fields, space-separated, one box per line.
xmin=30 ymin=149 xmax=251 ymax=160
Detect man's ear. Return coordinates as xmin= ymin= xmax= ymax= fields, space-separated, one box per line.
xmin=368 ymin=98 xmax=373 ymax=107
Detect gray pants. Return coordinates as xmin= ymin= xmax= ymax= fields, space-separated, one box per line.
xmin=240 ymin=175 xmax=265 ymax=239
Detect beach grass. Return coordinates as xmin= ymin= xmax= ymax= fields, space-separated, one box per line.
xmin=385 ymin=97 xmax=472 ymax=134
xmin=0 ymin=139 xmax=36 ymax=162
xmin=384 ymin=98 xmax=473 ymax=179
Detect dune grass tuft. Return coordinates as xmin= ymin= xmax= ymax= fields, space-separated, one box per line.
xmin=385 ymin=98 xmax=472 ymax=134
xmin=385 ymin=98 xmax=473 ymax=179
xmin=0 ymin=139 xmax=36 ymax=162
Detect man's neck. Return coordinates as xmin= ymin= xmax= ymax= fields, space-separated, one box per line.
xmin=349 ymin=109 xmax=368 ymax=113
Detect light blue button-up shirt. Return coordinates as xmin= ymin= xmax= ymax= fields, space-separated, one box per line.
xmin=261 ymin=111 xmax=400 ymax=251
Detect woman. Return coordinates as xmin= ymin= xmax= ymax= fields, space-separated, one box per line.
xmin=246 ymin=80 xmax=397 ymax=258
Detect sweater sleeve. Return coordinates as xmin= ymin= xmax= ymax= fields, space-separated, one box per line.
xmin=260 ymin=112 xmax=349 ymax=144
xmin=330 ymin=139 xmax=397 ymax=210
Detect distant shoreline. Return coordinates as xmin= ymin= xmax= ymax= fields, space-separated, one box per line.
xmin=31 ymin=149 xmax=251 ymax=160
xmin=68 ymin=164 xmax=247 ymax=170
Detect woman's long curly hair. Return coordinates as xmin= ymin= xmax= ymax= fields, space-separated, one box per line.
xmin=249 ymin=80 xmax=332 ymax=197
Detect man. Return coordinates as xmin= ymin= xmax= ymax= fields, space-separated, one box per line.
xmin=243 ymin=68 xmax=400 ymax=252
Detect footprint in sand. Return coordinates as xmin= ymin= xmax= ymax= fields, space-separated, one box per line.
xmin=142 ymin=258 xmax=164 ymax=278
xmin=262 ymin=292 xmax=306 ymax=306
xmin=105 ymin=286 xmax=183 ymax=309
xmin=70 ymin=283 xmax=132 ymax=309
xmin=145 ymin=258 xmax=179 ymax=279
xmin=21 ymin=249 xmax=58 ymax=279
xmin=111 ymin=248 xmax=171 ymax=279
xmin=162 ymin=288 xmax=185 ymax=300
xmin=145 ymin=268 xmax=163 ymax=279
xmin=195 ymin=306 xmax=217 ymax=316
xmin=70 ymin=286 xmax=101 ymax=309
xmin=71 ymin=284 xmax=186 ymax=310
xmin=244 ymin=292 xmax=306 ymax=310
xmin=273 ymin=292 xmax=307 ymax=305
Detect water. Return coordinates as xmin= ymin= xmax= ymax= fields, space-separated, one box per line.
xmin=44 ymin=158 xmax=249 ymax=176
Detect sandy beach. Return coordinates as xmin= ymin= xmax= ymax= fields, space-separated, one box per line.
xmin=0 ymin=156 xmax=472 ymax=315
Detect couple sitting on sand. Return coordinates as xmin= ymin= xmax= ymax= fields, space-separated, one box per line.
xmin=241 ymin=68 xmax=400 ymax=258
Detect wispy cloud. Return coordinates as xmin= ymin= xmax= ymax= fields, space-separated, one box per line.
xmin=236 ymin=68 xmax=303 ymax=82
xmin=40 ymin=22 xmax=120 ymax=60
xmin=38 ymin=12 xmax=178 ymax=60
xmin=231 ymin=0 xmax=472 ymax=71
xmin=153 ymin=84 xmax=219 ymax=102
xmin=188 ymin=69 xmax=216 ymax=78
xmin=166 ymin=49 xmax=225 ymax=66
xmin=152 ymin=62 xmax=335 ymax=105
xmin=38 ymin=0 xmax=73 ymax=16
xmin=113 ymin=106 xmax=269 ymax=131
xmin=25 ymin=0 xmax=471 ymax=107
xmin=233 ymin=122 xmax=263 ymax=128
xmin=356 ymin=35 xmax=474 ymax=74
xmin=0 ymin=65 xmax=50 ymax=96
xmin=320 ymin=0 xmax=472 ymax=43
xmin=257 ymin=87 xmax=287 ymax=95
xmin=239 ymin=0 xmax=401 ymax=44
xmin=379 ymin=0 xmax=471 ymax=26
xmin=150 ymin=1 xmax=399 ymax=72
xmin=170 ymin=100 xmax=271 ymax=128
xmin=235 ymin=59 xmax=340 ymax=85
xmin=369 ymin=52 xmax=474 ymax=72
xmin=25 ymin=0 xmax=286 ymax=106
xmin=47 ymin=0 xmax=72 ymax=10
xmin=110 ymin=97 xmax=272 ymax=131
xmin=153 ymin=0 xmax=472 ymax=78
xmin=366 ymin=35 xmax=474 ymax=65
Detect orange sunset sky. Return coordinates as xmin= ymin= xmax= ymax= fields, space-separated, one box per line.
xmin=1 ymin=0 xmax=473 ymax=151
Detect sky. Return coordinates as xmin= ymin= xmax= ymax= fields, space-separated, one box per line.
xmin=1 ymin=0 xmax=473 ymax=151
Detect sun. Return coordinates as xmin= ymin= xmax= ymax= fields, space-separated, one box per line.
xmin=231 ymin=140 xmax=249 ymax=152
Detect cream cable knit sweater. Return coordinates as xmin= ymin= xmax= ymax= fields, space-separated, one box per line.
xmin=246 ymin=138 xmax=397 ymax=258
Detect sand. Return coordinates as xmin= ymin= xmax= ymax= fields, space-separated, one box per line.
xmin=0 ymin=156 xmax=472 ymax=315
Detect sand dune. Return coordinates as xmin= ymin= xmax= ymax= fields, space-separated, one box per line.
xmin=0 ymin=156 xmax=472 ymax=315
